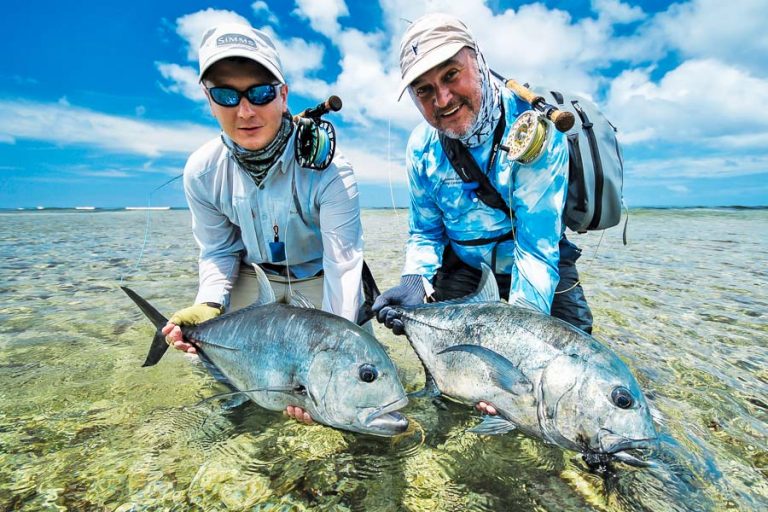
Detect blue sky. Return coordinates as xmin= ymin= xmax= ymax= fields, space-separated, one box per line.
xmin=1 ymin=0 xmax=766 ymax=209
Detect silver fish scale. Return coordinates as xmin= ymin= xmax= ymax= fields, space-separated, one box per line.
xmin=398 ymin=300 xmax=655 ymax=452
xmin=185 ymin=303 xmax=374 ymax=412
xmin=122 ymin=282 xmax=409 ymax=437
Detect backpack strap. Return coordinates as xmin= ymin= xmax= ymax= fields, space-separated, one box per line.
xmin=438 ymin=103 xmax=513 ymax=219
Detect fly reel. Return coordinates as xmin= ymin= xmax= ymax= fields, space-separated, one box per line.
xmin=502 ymin=110 xmax=550 ymax=164
xmin=295 ymin=117 xmax=336 ymax=170
xmin=294 ymin=95 xmax=342 ymax=170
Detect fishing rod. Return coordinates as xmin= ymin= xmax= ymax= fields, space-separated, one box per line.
xmin=294 ymin=95 xmax=343 ymax=121
xmin=490 ymin=70 xmax=574 ymax=133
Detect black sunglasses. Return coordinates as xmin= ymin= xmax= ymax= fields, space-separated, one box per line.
xmin=206 ymin=83 xmax=282 ymax=107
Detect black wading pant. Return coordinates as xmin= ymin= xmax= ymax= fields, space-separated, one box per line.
xmin=432 ymin=236 xmax=594 ymax=334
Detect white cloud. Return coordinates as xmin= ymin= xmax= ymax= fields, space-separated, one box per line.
xmin=77 ymin=169 xmax=132 ymax=178
xmin=652 ymin=0 xmax=768 ymax=75
xmin=591 ymin=0 xmax=645 ymax=24
xmin=0 ymin=99 xmax=218 ymax=157
xmin=258 ymin=26 xmax=326 ymax=83
xmin=152 ymin=0 xmax=768 ymax=186
xmin=293 ymin=0 xmax=350 ymax=38
xmin=251 ymin=1 xmax=280 ymax=26
xmin=160 ymin=1 xmax=661 ymax=133
xmin=162 ymin=10 xmax=328 ymax=102
xmin=606 ymin=59 xmax=768 ymax=149
xmin=175 ymin=9 xmax=252 ymax=61
xmin=628 ymin=154 xmax=768 ymax=179
xmin=156 ymin=62 xmax=206 ymax=102
xmin=377 ymin=0 xmax=656 ymax=97
xmin=665 ymin=184 xmax=689 ymax=194
xmin=330 ymin=28 xmax=419 ymax=127
xmin=11 ymin=75 xmax=39 ymax=85
xmin=341 ymin=145 xmax=407 ymax=185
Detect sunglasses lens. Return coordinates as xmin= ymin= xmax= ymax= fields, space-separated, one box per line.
xmin=246 ymin=84 xmax=277 ymax=105
xmin=209 ymin=87 xmax=241 ymax=107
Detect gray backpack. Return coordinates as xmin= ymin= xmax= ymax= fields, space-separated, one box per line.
xmin=531 ymin=87 xmax=624 ymax=233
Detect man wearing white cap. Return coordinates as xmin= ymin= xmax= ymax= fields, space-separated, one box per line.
xmin=162 ymin=23 xmax=365 ymax=424
xmin=373 ymin=14 xmax=592 ymax=355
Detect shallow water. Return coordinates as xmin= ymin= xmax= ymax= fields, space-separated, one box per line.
xmin=1 ymin=208 xmax=766 ymax=511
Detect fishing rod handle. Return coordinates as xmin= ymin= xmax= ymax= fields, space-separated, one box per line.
xmin=295 ymin=95 xmax=343 ymax=120
xmin=504 ymin=79 xmax=575 ymax=133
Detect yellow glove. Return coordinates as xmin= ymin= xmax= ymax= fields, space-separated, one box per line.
xmin=169 ymin=303 xmax=222 ymax=326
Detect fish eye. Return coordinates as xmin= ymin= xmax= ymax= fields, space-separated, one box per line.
xmin=611 ymin=387 xmax=634 ymax=409
xmin=358 ymin=364 xmax=378 ymax=383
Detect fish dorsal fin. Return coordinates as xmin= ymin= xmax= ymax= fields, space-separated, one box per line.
xmin=439 ymin=263 xmax=500 ymax=305
xmin=288 ymin=290 xmax=316 ymax=309
xmin=507 ymin=295 xmax=539 ymax=311
xmin=250 ymin=264 xmax=276 ymax=305
xmin=474 ymin=263 xmax=501 ymax=302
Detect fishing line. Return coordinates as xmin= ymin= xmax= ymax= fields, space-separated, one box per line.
xmin=283 ymin=205 xmax=294 ymax=298
xmin=501 ymin=117 xmax=603 ymax=297
xmin=387 ymin=117 xmax=400 ymax=219
xmin=119 ymin=173 xmax=183 ymax=285
xmin=554 ymin=230 xmax=606 ymax=295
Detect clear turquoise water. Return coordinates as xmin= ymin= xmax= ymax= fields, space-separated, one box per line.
xmin=1 ymin=208 xmax=766 ymax=511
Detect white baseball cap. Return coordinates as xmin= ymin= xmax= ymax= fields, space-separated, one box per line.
xmin=198 ymin=23 xmax=285 ymax=83
xmin=397 ymin=13 xmax=477 ymax=100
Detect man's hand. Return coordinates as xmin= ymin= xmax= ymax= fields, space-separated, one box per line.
xmin=161 ymin=303 xmax=222 ymax=354
xmin=284 ymin=405 xmax=314 ymax=425
xmin=371 ymin=275 xmax=425 ymax=335
xmin=475 ymin=401 xmax=498 ymax=416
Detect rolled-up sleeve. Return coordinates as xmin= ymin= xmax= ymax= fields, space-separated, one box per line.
xmin=316 ymin=158 xmax=363 ymax=322
xmin=403 ymin=135 xmax=447 ymax=279
xmin=184 ymin=164 xmax=243 ymax=308
xmin=508 ymin=127 xmax=568 ymax=313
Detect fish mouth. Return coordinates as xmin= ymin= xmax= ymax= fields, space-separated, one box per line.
xmin=357 ymin=396 xmax=410 ymax=436
xmin=598 ymin=429 xmax=658 ymax=454
xmin=595 ymin=429 xmax=659 ymax=467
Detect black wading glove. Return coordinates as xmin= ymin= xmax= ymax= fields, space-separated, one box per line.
xmin=371 ymin=274 xmax=425 ymax=335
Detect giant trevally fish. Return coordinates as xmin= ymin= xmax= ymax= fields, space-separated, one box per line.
xmin=122 ymin=266 xmax=408 ymax=437
xmin=388 ymin=264 xmax=657 ymax=466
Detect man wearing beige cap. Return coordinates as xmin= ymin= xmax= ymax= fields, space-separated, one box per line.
xmin=373 ymin=13 xmax=592 ymax=373
xmin=162 ymin=23 xmax=365 ymax=423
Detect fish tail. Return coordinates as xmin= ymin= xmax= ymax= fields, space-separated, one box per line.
xmin=120 ymin=286 xmax=170 ymax=367
xmin=356 ymin=260 xmax=381 ymax=325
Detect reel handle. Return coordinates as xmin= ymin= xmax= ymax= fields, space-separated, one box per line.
xmin=295 ymin=95 xmax=343 ymax=120
xmin=503 ymin=78 xmax=575 ymax=133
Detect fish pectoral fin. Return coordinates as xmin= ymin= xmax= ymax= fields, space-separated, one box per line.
xmin=438 ymin=344 xmax=533 ymax=395
xmin=408 ymin=368 xmax=442 ymax=399
xmin=195 ymin=386 xmax=302 ymax=408
xmin=468 ymin=415 xmax=517 ymax=435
